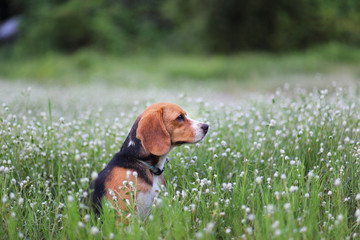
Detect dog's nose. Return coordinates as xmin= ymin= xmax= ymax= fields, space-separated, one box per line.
xmin=201 ymin=124 xmax=209 ymax=134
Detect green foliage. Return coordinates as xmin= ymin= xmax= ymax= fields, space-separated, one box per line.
xmin=3 ymin=0 xmax=360 ymax=54
xmin=165 ymin=0 xmax=360 ymax=52
xmin=16 ymin=0 xmax=170 ymax=54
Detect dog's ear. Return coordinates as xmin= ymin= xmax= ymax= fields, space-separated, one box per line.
xmin=136 ymin=110 xmax=171 ymax=156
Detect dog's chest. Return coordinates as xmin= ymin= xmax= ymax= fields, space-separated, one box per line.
xmin=136 ymin=175 xmax=163 ymax=216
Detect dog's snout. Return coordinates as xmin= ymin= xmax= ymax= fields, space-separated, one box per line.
xmin=201 ymin=124 xmax=209 ymax=134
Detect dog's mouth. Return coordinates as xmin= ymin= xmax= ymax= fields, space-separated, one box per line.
xmin=174 ymin=138 xmax=205 ymax=145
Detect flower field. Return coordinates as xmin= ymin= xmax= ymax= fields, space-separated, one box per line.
xmin=1 ymin=84 xmax=360 ymax=239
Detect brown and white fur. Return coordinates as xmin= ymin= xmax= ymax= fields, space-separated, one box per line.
xmin=90 ymin=102 xmax=209 ymax=219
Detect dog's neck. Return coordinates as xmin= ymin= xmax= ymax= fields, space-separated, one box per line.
xmin=156 ymin=154 xmax=167 ymax=170
xmin=120 ymin=117 xmax=173 ymax=169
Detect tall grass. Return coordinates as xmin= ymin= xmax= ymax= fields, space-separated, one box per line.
xmin=0 ymin=85 xmax=360 ymax=239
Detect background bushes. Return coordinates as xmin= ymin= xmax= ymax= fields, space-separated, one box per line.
xmin=1 ymin=0 xmax=360 ymax=54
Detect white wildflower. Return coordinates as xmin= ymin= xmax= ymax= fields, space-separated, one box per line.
xmin=289 ymin=186 xmax=298 ymax=192
xmin=67 ymin=195 xmax=74 ymax=202
xmin=195 ymin=232 xmax=203 ymax=239
xmin=247 ymin=214 xmax=255 ymax=221
xmin=355 ymin=193 xmax=360 ymax=201
xmin=284 ymin=203 xmax=291 ymax=212
xmin=90 ymin=226 xmax=99 ymax=235
xmin=9 ymin=192 xmax=15 ymax=199
xmin=78 ymin=221 xmax=85 ymax=228
xmin=334 ymin=178 xmax=341 ymax=187
xmin=246 ymin=226 xmax=253 ymax=234
xmin=91 ymin=171 xmax=98 ymax=180
xmin=255 ymin=176 xmax=262 ymax=184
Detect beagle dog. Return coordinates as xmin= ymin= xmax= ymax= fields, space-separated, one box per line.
xmin=90 ymin=102 xmax=209 ymax=218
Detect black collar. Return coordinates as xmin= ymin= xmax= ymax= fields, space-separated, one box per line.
xmin=137 ymin=160 xmax=164 ymax=175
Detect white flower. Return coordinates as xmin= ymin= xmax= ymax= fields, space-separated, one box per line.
xmin=355 ymin=209 xmax=360 ymax=217
xmin=355 ymin=193 xmax=360 ymax=201
xmin=255 ymin=176 xmax=262 ymax=184
xmin=80 ymin=178 xmax=89 ymax=184
xmin=67 ymin=195 xmax=74 ymax=202
xmin=284 ymin=203 xmax=291 ymax=212
xmin=334 ymin=178 xmax=341 ymax=187
xmin=90 ymin=226 xmax=99 ymax=235
xmin=195 ymin=232 xmax=203 ymax=239
xmin=78 ymin=221 xmax=85 ymax=228
xmin=80 ymin=215 xmax=91 ymax=226
xmin=272 ymin=220 xmax=280 ymax=229
xmin=269 ymin=119 xmax=276 ymax=127
xmin=225 ymin=228 xmax=231 ymax=234
xmin=222 ymin=182 xmax=233 ymax=191
xmin=246 ymin=227 xmax=253 ymax=234
xmin=289 ymin=186 xmax=298 ymax=192
xmin=91 ymin=171 xmax=98 ymax=180
xmin=9 ymin=192 xmax=15 ymax=199
xmin=265 ymin=204 xmax=275 ymax=215
xmin=274 ymin=229 xmax=282 ymax=236
xmin=205 ymin=222 xmax=215 ymax=233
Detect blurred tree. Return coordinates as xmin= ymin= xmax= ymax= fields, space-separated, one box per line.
xmin=3 ymin=0 xmax=360 ymax=54
xmin=17 ymin=0 xmax=172 ymax=54
xmin=164 ymin=0 xmax=360 ymax=52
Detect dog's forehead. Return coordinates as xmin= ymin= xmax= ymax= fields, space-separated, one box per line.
xmin=142 ymin=103 xmax=185 ymax=115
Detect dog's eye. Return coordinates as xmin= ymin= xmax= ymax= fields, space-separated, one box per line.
xmin=176 ymin=114 xmax=185 ymax=121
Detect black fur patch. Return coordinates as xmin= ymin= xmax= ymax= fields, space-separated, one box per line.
xmin=90 ymin=117 xmax=158 ymax=213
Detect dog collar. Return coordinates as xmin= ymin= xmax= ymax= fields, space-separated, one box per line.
xmin=138 ymin=160 xmax=164 ymax=176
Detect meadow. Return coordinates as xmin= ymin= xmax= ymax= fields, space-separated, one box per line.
xmin=1 ymin=46 xmax=360 ymax=239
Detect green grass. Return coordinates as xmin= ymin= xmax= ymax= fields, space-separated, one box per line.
xmin=1 ymin=83 xmax=360 ymax=239
xmin=1 ymin=42 xmax=360 ymax=91
xmin=1 ymin=43 xmax=360 ymax=239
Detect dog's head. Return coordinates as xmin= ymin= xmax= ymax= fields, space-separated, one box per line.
xmin=135 ymin=102 xmax=209 ymax=156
